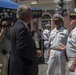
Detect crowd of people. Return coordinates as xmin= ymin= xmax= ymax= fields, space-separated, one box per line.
xmin=0 ymin=5 xmax=76 ymax=75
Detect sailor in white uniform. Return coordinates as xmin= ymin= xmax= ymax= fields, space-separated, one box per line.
xmin=42 ymin=24 xmax=51 ymax=63
xmin=47 ymin=14 xmax=69 ymax=75
xmin=66 ymin=8 xmax=76 ymax=75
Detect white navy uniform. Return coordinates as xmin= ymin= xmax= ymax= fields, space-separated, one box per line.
xmin=47 ymin=26 xmax=69 ymax=75
xmin=66 ymin=27 xmax=76 ymax=75
xmin=43 ymin=29 xmax=50 ymax=49
xmin=43 ymin=28 xmax=50 ymax=63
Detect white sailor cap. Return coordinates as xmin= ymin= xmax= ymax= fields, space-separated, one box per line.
xmin=53 ymin=14 xmax=64 ymax=21
xmin=45 ymin=24 xmax=51 ymax=27
xmin=69 ymin=8 xmax=76 ymax=18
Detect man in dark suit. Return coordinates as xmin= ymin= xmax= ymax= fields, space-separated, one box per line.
xmin=9 ymin=5 xmax=43 ymax=75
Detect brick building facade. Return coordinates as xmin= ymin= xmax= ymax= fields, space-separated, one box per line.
xmin=14 ymin=0 xmax=76 ymax=31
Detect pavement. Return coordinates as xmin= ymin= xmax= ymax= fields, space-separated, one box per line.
xmin=38 ymin=63 xmax=69 ymax=75
xmin=38 ymin=64 xmax=47 ymax=75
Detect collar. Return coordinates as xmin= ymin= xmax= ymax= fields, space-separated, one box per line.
xmin=18 ymin=19 xmax=27 ymax=25
xmin=55 ymin=26 xmax=64 ymax=33
xmin=72 ymin=27 xmax=76 ymax=32
xmin=18 ymin=19 xmax=29 ymax=29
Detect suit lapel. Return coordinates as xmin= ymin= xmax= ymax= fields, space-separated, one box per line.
xmin=17 ymin=20 xmax=30 ymax=32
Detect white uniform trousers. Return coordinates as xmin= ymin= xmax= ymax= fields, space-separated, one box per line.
xmin=68 ymin=61 xmax=76 ymax=75
xmin=0 ymin=52 xmax=9 ymax=75
xmin=47 ymin=50 xmax=66 ymax=75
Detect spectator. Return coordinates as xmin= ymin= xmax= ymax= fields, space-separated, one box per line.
xmin=42 ymin=24 xmax=51 ymax=63
xmin=38 ymin=28 xmax=43 ymax=49
xmin=0 ymin=20 xmax=11 ymax=75
xmin=38 ymin=28 xmax=44 ymax=63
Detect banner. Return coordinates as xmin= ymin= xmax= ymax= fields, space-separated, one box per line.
xmin=0 ymin=8 xmax=42 ymax=19
xmin=32 ymin=10 xmax=42 ymax=18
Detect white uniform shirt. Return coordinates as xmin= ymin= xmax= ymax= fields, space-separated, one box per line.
xmin=43 ymin=29 xmax=50 ymax=41
xmin=66 ymin=27 xmax=76 ymax=61
xmin=42 ymin=29 xmax=50 ymax=49
xmin=49 ymin=26 xmax=68 ymax=50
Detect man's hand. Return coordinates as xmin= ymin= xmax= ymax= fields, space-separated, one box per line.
xmin=0 ymin=22 xmax=7 ymax=41
xmin=69 ymin=63 xmax=75 ymax=72
xmin=60 ymin=44 xmax=66 ymax=50
xmin=47 ymin=49 xmax=50 ymax=60
xmin=2 ymin=21 xmax=8 ymax=27
xmin=69 ymin=56 xmax=76 ymax=72
xmin=47 ymin=53 xmax=50 ymax=60
xmin=36 ymin=50 xmax=43 ymax=58
xmin=56 ymin=44 xmax=66 ymax=50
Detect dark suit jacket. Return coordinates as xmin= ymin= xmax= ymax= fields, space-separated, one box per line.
xmin=9 ymin=20 xmax=38 ymax=75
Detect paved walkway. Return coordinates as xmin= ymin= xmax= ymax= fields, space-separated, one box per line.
xmin=38 ymin=63 xmax=69 ymax=75
xmin=38 ymin=64 xmax=47 ymax=75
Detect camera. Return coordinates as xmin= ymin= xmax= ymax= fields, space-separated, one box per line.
xmin=0 ymin=17 xmax=17 ymax=27
xmin=0 ymin=14 xmax=17 ymax=27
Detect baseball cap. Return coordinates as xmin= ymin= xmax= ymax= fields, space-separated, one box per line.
xmin=69 ymin=8 xmax=76 ymax=19
xmin=53 ymin=14 xmax=64 ymax=21
xmin=45 ymin=24 xmax=51 ymax=27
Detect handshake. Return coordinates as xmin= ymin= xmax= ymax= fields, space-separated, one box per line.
xmin=36 ymin=50 xmax=43 ymax=58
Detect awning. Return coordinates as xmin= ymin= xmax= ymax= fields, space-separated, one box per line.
xmin=0 ymin=0 xmax=42 ymax=18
